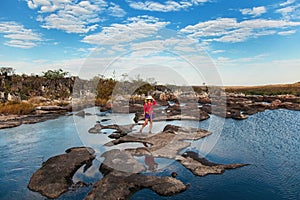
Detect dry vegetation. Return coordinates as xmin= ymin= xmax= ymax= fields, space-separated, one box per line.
xmin=0 ymin=102 xmax=35 ymax=115
xmin=225 ymin=82 xmax=300 ymax=96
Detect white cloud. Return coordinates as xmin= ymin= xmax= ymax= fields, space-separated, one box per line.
xmin=180 ymin=18 xmax=300 ymax=43
xmin=80 ymin=19 xmax=216 ymax=85
xmin=280 ymin=0 xmax=295 ymax=7
xmin=5 ymin=40 xmax=37 ymax=49
xmin=278 ymin=29 xmax=296 ymax=35
xmin=27 ymin=0 xmax=126 ymax=34
xmin=82 ymin=16 xmax=169 ymax=45
xmin=240 ymin=6 xmax=266 ymax=17
xmin=276 ymin=4 xmax=300 ymax=20
xmin=211 ymin=50 xmax=225 ymax=54
xmin=0 ymin=21 xmax=42 ymax=49
xmin=216 ymin=54 xmax=268 ymax=65
xmin=27 ymin=0 xmax=72 ymax=11
xmin=108 ymin=2 xmax=126 ymax=17
xmin=39 ymin=11 xmax=100 ymax=33
xmin=127 ymin=0 xmax=208 ymax=12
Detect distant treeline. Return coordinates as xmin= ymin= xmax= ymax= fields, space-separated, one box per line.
xmin=0 ymin=68 xmax=188 ymax=103
xmin=225 ymin=82 xmax=300 ymax=96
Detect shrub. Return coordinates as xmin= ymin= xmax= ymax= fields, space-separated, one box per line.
xmin=42 ymin=69 xmax=69 ymax=80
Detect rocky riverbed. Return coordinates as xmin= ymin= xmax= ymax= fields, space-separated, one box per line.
xmin=2 ymin=93 xmax=298 ymax=130
xmin=100 ymin=93 xmax=300 ymax=122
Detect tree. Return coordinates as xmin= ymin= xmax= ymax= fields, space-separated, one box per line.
xmin=0 ymin=67 xmax=15 ymax=76
xmin=42 ymin=68 xmax=69 ymax=79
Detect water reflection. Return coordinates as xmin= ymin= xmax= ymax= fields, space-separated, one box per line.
xmin=142 ymin=142 xmax=158 ymax=172
xmin=144 ymin=155 xmax=158 ymax=172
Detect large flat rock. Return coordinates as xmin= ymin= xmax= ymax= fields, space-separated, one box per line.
xmin=28 ymin=147 xmax=95 ymax=199
xmin=106 ymin=125 xmax=212 ymax=159
xmin=177 ymin=151 xmax=249 ymax=176
xmin=85 ymin=172 xmax=187 ymax=200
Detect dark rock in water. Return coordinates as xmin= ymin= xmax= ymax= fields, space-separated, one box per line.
xmin=28 ymin=147 xmax=95 ymax=199
xmin=96 ymin=112 xmax=107 ymax=116
xmin=75 ymin=110 xmax=85 ymax=117
xmin=100 ymin=118 xmax=111 ymax=122
xmin=230 ymin=109 xmax=248 ymax=120
xmin=108 ymin=133 xmax=121 ymax=139
xmin=108 ymin=131 xmax=127 ymax=139
xmin=186 ymin=183 xmax=191 ymax=189
xmin=133 ymin=112 xmax=139 ymax=123
xmin=88 ymin=124 xmax=102 ymax=134
xmin=171 ymin=172 xmax=178 ymax=178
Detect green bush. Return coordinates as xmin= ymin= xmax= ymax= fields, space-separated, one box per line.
xmin=42 ymin=69 xmax=69 ymax=80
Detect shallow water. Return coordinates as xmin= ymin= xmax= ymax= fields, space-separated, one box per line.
xmin=0 ymin=108 xmax=299 ymax=199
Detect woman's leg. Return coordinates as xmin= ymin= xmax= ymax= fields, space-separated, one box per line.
xmin=149 ymin=115 xmax=153 ymax=133
xmin=149 ymin=119 xmax=153 ymax=133
xmin=140 ymin=118 xmax=149 ymax=132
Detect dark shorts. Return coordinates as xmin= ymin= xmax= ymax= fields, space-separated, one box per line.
xmin=145 ymin=113 xmax=154 ymax=120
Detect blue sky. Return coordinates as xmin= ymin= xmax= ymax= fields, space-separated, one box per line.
xmin=0 ymin=0 xmax=300 ymax=86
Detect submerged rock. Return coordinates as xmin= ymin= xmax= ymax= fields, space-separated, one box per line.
xmin=28 ymin=147 xmax=95 ymax=199
xmin=75 ymin=110 xmax=85 ymax=117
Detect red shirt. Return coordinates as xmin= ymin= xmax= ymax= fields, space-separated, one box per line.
xmin=144 ymin=100 xmax=156 ymax=114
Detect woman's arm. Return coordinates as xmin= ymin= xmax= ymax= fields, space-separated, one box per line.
xmin=152 ymin=98 xmax=157 ymax=106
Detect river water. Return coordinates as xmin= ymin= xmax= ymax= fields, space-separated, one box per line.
xmin=0 ymin=108 xmax=299 ymax=200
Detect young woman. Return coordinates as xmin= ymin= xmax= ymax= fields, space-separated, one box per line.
xmin=140 ymin=95 xmax=156 ymax=133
